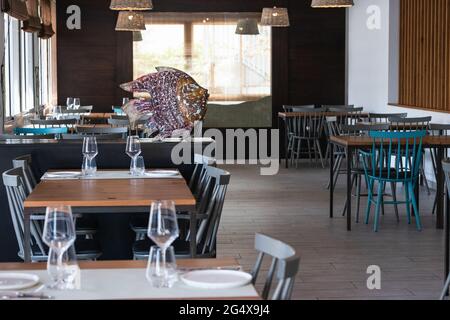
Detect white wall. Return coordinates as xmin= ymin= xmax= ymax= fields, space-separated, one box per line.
xmin=347 ymin=0 xmax=450 ymax=183
xmin=0 ymin=13 xmax=4 ymax=134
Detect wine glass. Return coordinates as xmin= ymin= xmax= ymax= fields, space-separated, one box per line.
xmin=73 ymin=98 xmax=81 ymax=110
xmin=122 ymin=97 xmax=130 ymax=106
xmin=146 ymin=246 xmax=178 ymax=288
xmin=134 ymin=156 xmax=146 ymax=176
xmin=126 ymin=136 xmax=141 ymax=175
xmin=66 ymin=97 xmax=74 ymax=110
xmin=42 ymin=205 xmax=76 ymax=290
xmin=82 ymin=137 xmax=98 ymax=176
xmin=147 ymin=200 xmax=179 ymax=287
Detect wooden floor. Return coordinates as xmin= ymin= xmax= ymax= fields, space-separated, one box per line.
xmin=216 ymin=163 xmax=446 ymax=300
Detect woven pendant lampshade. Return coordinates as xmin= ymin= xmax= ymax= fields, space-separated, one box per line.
xmin=311 ymin=0 xmax=354 ymax=8
xmin=260 ymin=7 xmax=290 ymax=27
xmin=110 ymin=0 xmax=153 ymax=11
xmin=133 ymin=31 xmax=143 ymax=41
xmin=235 ymin=18 xmax=259 ymax=35
xmin=115 ymin=11 xmax=146 ymax=31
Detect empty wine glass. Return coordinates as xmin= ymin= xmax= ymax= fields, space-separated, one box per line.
xmin=82 ymin=137 xmax=98 ymax=176
xmin=147 ymin=200 xmax=179 ymax=287
xmin=126 ymin=136 xmax=141 ymax=175
xmin=47 ymin=246 xmax=80 ymax=290
xmin=134 ymin=156 xmax=146 ymax=176
xmin=146 ymin=246 xmax=178 ymax=288
xmin=42 ymin=205 xmax=76 ymax=290
xmin=73 ymin=98 xmax=81 ymax=110
xmin=66 ymin=97 xmax=74 ymax=110
xmin=81 ymin=155 xmax=97 ymax=177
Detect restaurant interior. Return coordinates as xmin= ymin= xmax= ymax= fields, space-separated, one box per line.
xmin=0 ymin=0 xmax=449 ymax=302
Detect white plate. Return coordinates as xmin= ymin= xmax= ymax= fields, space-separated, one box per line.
xmin=145 ymin=170 xmax=180 ymax=177
xmin=0 ymin=273 xmax=40 ymax=291
xmin=180 ymin=270 xmax=252 ymax=289
xmin=44 ymin=171 xmax=81 ymax=179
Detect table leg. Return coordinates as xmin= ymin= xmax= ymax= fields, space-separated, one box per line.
xmin=346 ymin=147 xmax=353 ymax=231
xmin=413 ymin=178 xmax=420 ymax=218
xmin=190 ymin=212 xmax=197 ymax=258
xmin=24 ymin=213 xmax=31 ymax=262
xmin=283 ymin=118 xmax=289 ymax=169
xmin=437 ymin=147 xmax=445 ymax=230
xmin=445 ymin=187 xmax=449 ymax=297
xmin=330 ymin=142 xmax=334 ymax=219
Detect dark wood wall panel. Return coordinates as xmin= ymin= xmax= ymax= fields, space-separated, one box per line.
xmin=57 ymin=0 xmax=346 ymax=117
xmin=399 ymin=0 xmax=450 ymax=111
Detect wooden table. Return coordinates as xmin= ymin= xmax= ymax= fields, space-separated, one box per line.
xmin=330 ymin=135 xmax=450 ymax=294
xmin=23 ymin=173 xmax=197 ymax=262
xmin=82 ymin=113 xmax=114 ymax=120
xmin=278 ymin=111 xmax=369 ymax=168
xmin=0 ymin=259 xmax=260 ymax=300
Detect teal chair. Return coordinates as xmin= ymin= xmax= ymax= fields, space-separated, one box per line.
xmin=112 ymin=106 xmax=125 ymax=115
xmin=360 ymin=130 xmax=426 ymax=232
xmin=14 ymin=127 xmax=68 ymax=135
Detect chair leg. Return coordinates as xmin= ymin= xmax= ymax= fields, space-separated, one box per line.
xmin=332 ymin=155 xmax=344 ymax=191
xmin=391 ymin=182 xmax=400 ymax=222
xmin=306 ymin=140 xmax=312 ymax=164
xmin=356 ymin=174 xmax=362 ymax=223
xmin=296 ymin=139 xmax=302 ymax=168
xmin=409 ymin=183 xmax=422 ymax=231
xmin=373 ymin=182 xmax=384 ymax=232
xmin=342 ymin=173 xmax=357 ymax=216
xmin=440 ymin=274 xmax=450 ymax=300
xmin=316 ymin=139 xmax=325 ymax=169
xmin=421 ymin=167 xmax=431 ymax=195
xmin=405 ymin=185 xmax=412 ymax=225
xmin=365 ymin=179 xmax=374 ymax=225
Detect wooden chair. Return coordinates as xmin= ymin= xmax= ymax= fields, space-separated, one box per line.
xmin=251 ymin=233 xmax=300 ymax=300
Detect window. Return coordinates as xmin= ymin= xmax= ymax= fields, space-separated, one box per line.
xmin=133 ymin=13 xmax=272 ymax=104
xmin=3 ymin=13 xmax=52 ymax=118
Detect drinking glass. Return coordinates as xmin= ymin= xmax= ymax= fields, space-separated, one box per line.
xmin=146 ymin=246 xmax=178 ymax=288
xmin=73 ymin=98 xmax=81 ymax=110
xmin=126 ymin=136 xmax=141 ymax=175
xmin=42 ymin=205 xmax=76 ymax=290
xmin=122 ymin=97 xmax=130 ymax=106
xmin=147 ymin=201 xmax=179 ymax=287
xmin=134 ymin=156 xmax=146 ymax=176
xmin=66 ymin=97 xmax=74 ymax=110
xmin=81 ymin=155 xmax=97 ymax=177
xmin=54 ymin=106 xmax=62 ymax=120
xmin=47 ymin=246 xmax=81 ymax=290
xmin=82 ymin=137 xmax=98 ymax=176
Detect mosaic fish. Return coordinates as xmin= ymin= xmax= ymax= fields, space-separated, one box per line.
xmin=120 ymin=67 xmax=209 ymax=139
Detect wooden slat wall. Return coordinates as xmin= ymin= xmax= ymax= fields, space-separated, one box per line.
xmin=399 ymin=0 xmax=450 ymax=111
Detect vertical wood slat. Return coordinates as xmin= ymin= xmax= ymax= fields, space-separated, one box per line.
xmin=398 ymin=0 xmax=450 ymax=112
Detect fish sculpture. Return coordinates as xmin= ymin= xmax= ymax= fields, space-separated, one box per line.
xmin=120 ymin=67 xmax=209 ymax=139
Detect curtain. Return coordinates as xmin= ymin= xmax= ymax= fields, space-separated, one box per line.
xmin=22 ymin=0 xmax=41 ymax=33
xmin=0 ymin=0 xmax=29 ymax=21
xmin=39 ymin=0 xmax=54 ymax=39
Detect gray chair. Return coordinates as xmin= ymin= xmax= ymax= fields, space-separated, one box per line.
xmin=2 ymin=168 xmax=101 ymax=262
xmin=430 ymin=124 xmax=450 ymax=215
xmin=132 ymin=166 xmax=231 ymax=259
xmin=369 ymin=113 xmax=407 ymax=123
xmin=61 ymin=133 xmax=125 ymax=140
xmin=30 ymin=119 xmax=77 ymax=128
xmin=251 ymin=233 xmax=300 ymax=300
xmin=323 ymin=104 xmax=355 ymax=111
xmin=0 ymin=134 xmax=56 ymax=140
xmin=76 ymin=126 xmax=128 ymax=138
xmin=441 ymin=159 xmax=450 ymax=300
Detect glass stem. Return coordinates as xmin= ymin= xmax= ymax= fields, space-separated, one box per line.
xmin=131 ymin=156 xmax=137 ymax=174
xmin=162 ymin=247 xmax=168 ymax=284
xmin=56 ymin=249 xmax=64 ymax=284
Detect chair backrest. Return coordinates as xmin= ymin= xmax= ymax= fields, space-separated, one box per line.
xmin=110 ymin=115 xmax=129 ymax=120
xmin=12 ymin=154 xmax=37 ymax=194
xmin=14 ymin=127 xmax=68 ymax=136
xmin=30 ymin=119 xmax=77 ymax=128
xmin=0 ymin=134 xmax=56 ymax=140
xmin=108 ymin=118 xmax=130 ymax=127
xmin=323 ymin=104 xmax=355 ymax=111
xmin=61 ymin=133 xmax=125 ymax=140
xmin=60 ymin=109 xmax=90 ymax=115
xmin=283 ymin=105 xmax=315 ymax=112
xmin=369 ymin=113 xmax=408 ymax=123
xmin=340 ymin=123 xmax=390 ymax=135
xmin=76 ymin=126 xmax=128 ymax=136
xmin=251 ymin=233 xmax=300 ymax=300
xmin=195 ymin=166 xmax=230 ymax=256
xmin=389 ymin=116 xmax=432 ymax=131
xmin=78 ymin=106 xmax=93 ymax=112
xmin=364 ymin=130 xmax=426 ymax=181
xmin=331 ymin=107 xmax=364 ymax=126
xmin=291 ymin=108 xmax=327 ymax=139
xmin=2 ymin=167 xmax=46 ymax=260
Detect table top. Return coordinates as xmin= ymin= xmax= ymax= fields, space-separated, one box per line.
xmin=330 ymin=135 xmax=450 ymax=148
xmin=24 ymin=173 xmax=196 ymax=209
xmin=82 ymin=113 xmax=114 ymax=119
xmin=0 ymin=259 xmax=260 ymax=300
xmin=278 ymin=111 xmax=369 ymax=118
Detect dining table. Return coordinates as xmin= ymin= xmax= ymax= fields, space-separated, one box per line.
xmin=329 ymin=135 xmax=450 ymax=293
xmin=0 ymin=259 xmax=260 ymax=300
xmin=23 ymin=170 xmax=197 ymax=263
